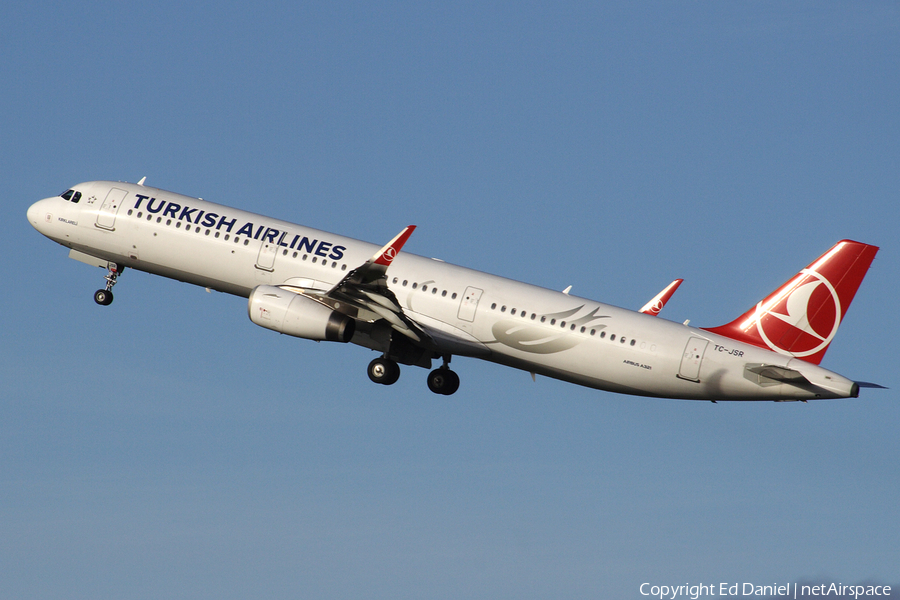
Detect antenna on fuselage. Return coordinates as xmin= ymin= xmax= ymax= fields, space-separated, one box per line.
xmin=137 ymin=177 xmax=147 ymax=186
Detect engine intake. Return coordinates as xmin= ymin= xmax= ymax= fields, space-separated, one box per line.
xmin=248 ymin=285 xmax=355 ymax=343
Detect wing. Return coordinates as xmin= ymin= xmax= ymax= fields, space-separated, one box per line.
xmin=301 ymin=225 xmax=429 ymax=343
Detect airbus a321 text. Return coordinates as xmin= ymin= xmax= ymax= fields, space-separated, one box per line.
xmin=28 ymin=180 xmax=882 ymax=401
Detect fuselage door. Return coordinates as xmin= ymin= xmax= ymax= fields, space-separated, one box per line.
xmin=678 ymin=337 xmax=709 ymax=382
xmin=458 ymin=286 xmax=483 ymax=322
xmin=256 ymin=239 xmax=277 ymax=271
xmin=95 ymin=188 xmax=128 ymax=230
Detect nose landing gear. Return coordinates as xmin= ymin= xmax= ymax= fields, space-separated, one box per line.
xmin=94 ymin=262 xmax=123 ymax=306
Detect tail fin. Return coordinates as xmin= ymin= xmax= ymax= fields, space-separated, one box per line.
xmin=703 ymin=240 xmax=878 ymax=365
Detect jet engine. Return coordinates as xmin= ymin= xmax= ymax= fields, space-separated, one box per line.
xmin=248 ymin=285 xmax=355 ymax=342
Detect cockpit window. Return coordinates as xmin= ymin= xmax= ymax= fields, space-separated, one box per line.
xmin=59 ymin=189 xmax=82 ymax=203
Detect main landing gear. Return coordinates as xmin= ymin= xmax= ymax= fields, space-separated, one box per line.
xmin=427 ymin=365 xmax=460 ymax=396
xmin=367 ymin=355 xmax=460 ymax=395
xmin=94 ymin=262 xmax=123 ymax=306
xmin=368 ymin=356 xmax=401 ymax=386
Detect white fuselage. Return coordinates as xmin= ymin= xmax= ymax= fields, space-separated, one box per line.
xmin=27 ymin=181 xmax=859 ymax=400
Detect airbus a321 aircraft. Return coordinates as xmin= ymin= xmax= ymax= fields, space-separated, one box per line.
xmin=27 ymin=180 xmax=881 ymax=400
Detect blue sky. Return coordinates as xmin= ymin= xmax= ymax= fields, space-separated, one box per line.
xmin=2 ymin=2 xmax=898 ymax=598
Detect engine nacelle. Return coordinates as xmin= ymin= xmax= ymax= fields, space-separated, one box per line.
xmin=248 ymin=285 xmax=355 ymax=343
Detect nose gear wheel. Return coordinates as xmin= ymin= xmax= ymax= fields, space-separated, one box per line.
xmin=94 ymin=262 xmax=123 ymax=306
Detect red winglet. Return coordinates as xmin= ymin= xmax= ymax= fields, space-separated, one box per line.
xmin=639 ymin=279 xmax=683 ymax=316
xmin=371 ymin=225 xmax=416 ymax=266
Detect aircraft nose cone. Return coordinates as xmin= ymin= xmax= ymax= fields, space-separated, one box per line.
xmin=27 ymin=201 xmax=41 ymax=226
xmin=27 ymin=198 xmax=53 ymax=234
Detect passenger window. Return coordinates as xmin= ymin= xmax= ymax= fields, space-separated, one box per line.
xmin=451 ymin=293 xmax=457 ymax=299
xmin=511 ymin=308 xmax=516 ymax=315
xmin=442 ymin=290 xmax=447 ymax=297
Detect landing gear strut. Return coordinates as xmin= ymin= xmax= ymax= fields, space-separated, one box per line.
xmin=368 ymin=356 xmax=401 ymax=385
xmin=427 ymin=356 xmax=459 ymax=396
xmin=94 ymin=262 xmax=122 ymax=306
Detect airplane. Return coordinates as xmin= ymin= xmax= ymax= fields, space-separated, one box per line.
xmin=27 ymin=179 xmax=882 ymax=401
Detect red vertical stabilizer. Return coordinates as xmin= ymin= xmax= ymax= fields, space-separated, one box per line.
xmin=703 ymin=240 xmax=879 ymax=365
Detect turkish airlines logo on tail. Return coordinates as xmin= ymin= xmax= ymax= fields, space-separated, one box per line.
xmin=755 ymin=269 xmax=841 ymax=358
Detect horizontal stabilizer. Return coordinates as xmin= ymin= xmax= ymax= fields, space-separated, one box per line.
xmin=855 ymin=381 xmax=888 ymax=389
xmin=745 ymin=364 xmax=811 ymax=385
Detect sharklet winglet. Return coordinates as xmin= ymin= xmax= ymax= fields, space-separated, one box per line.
xmin=370 ymin=225 xmax=416 ymax=267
